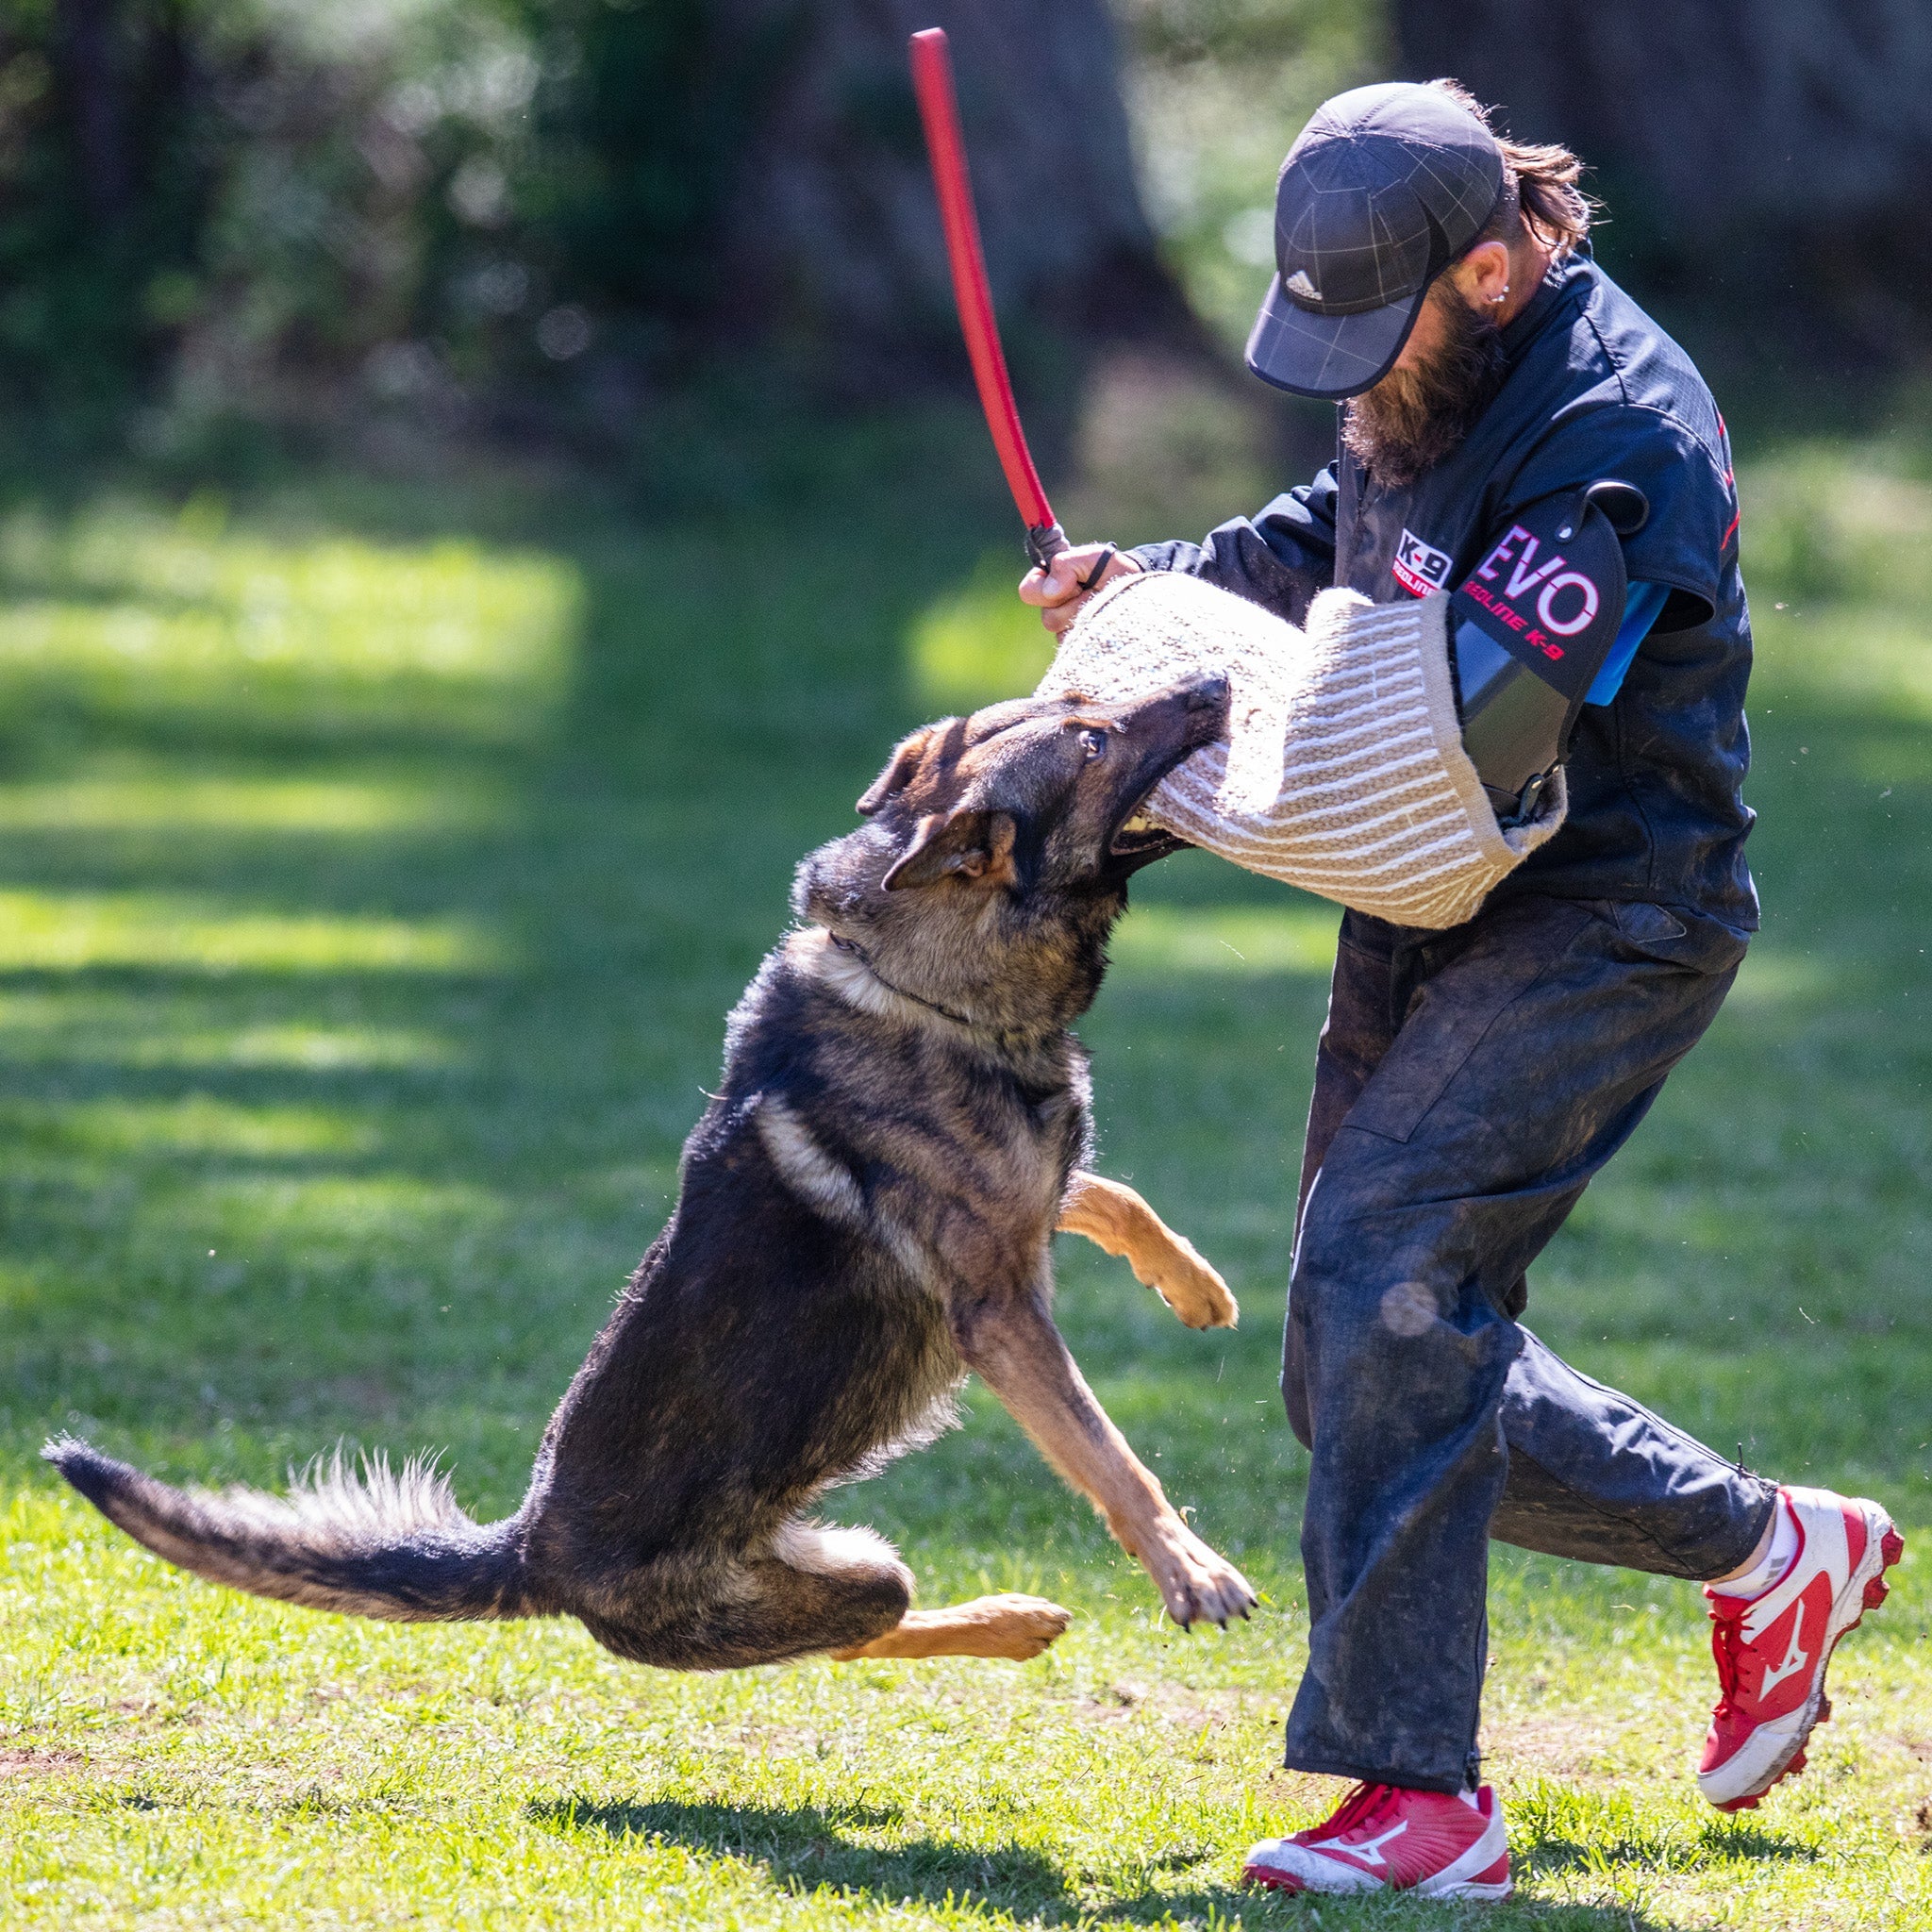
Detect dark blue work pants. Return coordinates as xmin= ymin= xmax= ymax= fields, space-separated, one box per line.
xmin=1281 ymin=894 xmax=1778 ymax=1792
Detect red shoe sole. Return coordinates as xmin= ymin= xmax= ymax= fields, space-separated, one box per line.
xmin=1240 ymin=1862 xmax=1513 ymax=1902
xmin=1241 ymin=1866 xmax=1307 ymax=1894
xmin=1715 ymin=1524 xmax=1905 ymax=1812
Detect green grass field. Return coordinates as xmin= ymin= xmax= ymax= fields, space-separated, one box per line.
xmin=3 ymin=418 xmax=1931 ymax=1929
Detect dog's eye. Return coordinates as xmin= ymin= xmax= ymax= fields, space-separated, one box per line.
xmin=1078 ymin=728 xmax=1108 ymax=761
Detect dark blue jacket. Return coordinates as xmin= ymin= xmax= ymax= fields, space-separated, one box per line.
xmin=1133 ymin=253 xmax=1757 ymax=930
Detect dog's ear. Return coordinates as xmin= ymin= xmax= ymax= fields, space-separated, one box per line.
xmin=857 ymin=727 xmax=936 ymax=817
xmin=881 ymin=808 xmax=1017 ymax=892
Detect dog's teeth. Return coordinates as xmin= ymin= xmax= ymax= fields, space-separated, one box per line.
xmin=1121 ymin=810 xmax=1156 ymax=833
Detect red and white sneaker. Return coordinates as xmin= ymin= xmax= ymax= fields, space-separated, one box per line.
xmin=1699 ymin=1485 xmax=1904 ymax=1811
xmin=1241 ymin=1781 xmax=1511 ymax=1900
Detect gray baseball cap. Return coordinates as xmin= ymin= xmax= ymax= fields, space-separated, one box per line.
xmin=1245 ymin=82 xmax=1506 ymax=401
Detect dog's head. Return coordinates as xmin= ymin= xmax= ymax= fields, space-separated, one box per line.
xmin=795 ymin=674 xmax=1227 ymax=1034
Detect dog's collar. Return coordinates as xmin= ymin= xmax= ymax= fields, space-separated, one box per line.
xmin=824 ymin=932 xmax=984 ymax=1031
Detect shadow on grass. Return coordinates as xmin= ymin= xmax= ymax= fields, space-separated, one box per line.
xmin=531 ymin=1793 xmax=1695 ymax=1927
xmin=1521 ymin=1815 xmax=1819 ymax=1877
xmin=530 ymin=1797 xmax=1070 ymax=1914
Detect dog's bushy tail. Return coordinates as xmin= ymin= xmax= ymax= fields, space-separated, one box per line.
xmin=43 ymin=1436 xmax=530 ymax=1623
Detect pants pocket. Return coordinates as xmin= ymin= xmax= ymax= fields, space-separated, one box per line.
xmin=1608 ymin=900 xmax=1751 ymax=975
xmin=1342 ymin=900 xmax=1595 ymax=1144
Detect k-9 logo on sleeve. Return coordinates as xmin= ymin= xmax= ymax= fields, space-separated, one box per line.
xmin=1391 ymin=527 xmax=1455 ymax=597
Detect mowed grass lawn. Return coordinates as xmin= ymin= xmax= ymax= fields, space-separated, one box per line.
xmin=2 ymin=424 xmax=1930 ymax=1930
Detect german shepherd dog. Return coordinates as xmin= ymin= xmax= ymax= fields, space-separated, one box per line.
xmin=48 ymin=672 xmax=1257 ymax=1669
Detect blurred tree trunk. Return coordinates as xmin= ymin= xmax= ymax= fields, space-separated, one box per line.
xmin=55 ymin=0 xmax=133 ymax=225
xmin=11 ymin=0 xmax=210 ymax=415
xmin=710 ymin=0 xmax=1200 ymax=382
xmin=1393 ymin=0 xmax=1932 ymax=353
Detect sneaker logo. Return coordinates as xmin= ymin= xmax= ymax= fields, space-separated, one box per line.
xmin=1314 ymin=1820 xmax=1408 ymax=1867
xmin=1758 ymin=1622 xmax=1811 ymax=1697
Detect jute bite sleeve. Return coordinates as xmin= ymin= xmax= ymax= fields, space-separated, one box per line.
xmin=1037 ymin=572 xmax=1567 ymax=931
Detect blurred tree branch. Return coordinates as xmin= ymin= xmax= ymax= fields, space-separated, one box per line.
xmin=1394 ymin=0 xmax=1932 ymax=357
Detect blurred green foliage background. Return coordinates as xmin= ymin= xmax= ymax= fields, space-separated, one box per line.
xmin=8 ymin=0 xmax=1924 ymax=473
xmin=1 ymin=0 xmax=806 ymax=444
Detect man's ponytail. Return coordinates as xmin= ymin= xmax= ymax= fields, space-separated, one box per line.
xmin=1427 ymin=78 xmax=1594 ymax=257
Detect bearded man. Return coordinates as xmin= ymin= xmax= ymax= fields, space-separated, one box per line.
xmin=1023 ymin=80 xmax=1901 ymax=1903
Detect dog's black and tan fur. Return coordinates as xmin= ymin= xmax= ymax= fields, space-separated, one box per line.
xmin=48 ymin=673 xmax=1257 ymax=1668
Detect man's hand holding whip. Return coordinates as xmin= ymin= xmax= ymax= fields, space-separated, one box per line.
xmin=1020 ymin=542 xmax=1140 ymax=634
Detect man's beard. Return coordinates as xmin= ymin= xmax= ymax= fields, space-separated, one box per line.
xmin=1341 ymin=290 xmax=1507 ymax=489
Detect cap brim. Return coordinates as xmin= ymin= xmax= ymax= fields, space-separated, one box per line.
xmin=1244 ymin=275 xmax=1425 ymax=400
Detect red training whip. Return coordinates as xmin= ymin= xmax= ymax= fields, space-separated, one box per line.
xmin=909 ymin=27 xmax=1067 ymax=572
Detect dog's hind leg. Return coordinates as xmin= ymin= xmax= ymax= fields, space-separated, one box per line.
xmin=1058 ymin=1173 xmax=1237 ymax=1329
xmin=578 ymin=1521 xmax=917 ymax=1672
xmin=827 ymin=1592 xmax=1070 ymax=1661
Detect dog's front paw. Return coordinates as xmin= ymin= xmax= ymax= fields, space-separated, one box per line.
xmin=1151 ymin=1530 xmax=1257 ymax=1631
xmin=1139 ymin=1238 xmax=1238 ymax=1330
